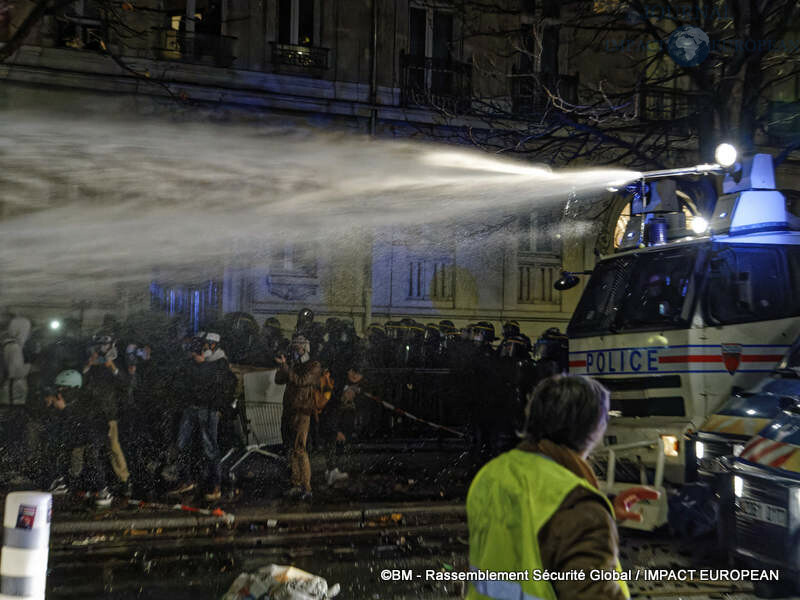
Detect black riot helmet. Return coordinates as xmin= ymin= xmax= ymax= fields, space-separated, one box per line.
xmin=385 ymin=320 xmax=405 ymax=341
xmin=533 ymin=327 xmax=568 ymax=362
xmin=438 ymin=320 xmax=458 ymax=339
xmin=502 ymin=320 xmax=521 ymax=339
xmin=367 ymin=322 xmax=385 ymax=339
xmin=338 ymin=320 xmax=357 ymax=344
xmin=424 ymin=323 xmax=441 ymax=345
xmin=366 ymin=323 xmax=386 ymax=351
xmin=472 ymin=321 xmax=496 ymax=346
xmin=325 ymin=317 xmax=341 ymax=333
xmin=264 ymin=317 xmax=282 ymax=332
xmin=499 ymin=334 xmax=532 ymax=359
xmin=296 ymin=308 xmax=314 ymax=332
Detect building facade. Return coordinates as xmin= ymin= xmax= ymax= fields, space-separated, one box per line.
xmin=3 ymin=0 xmax=797 ymax=338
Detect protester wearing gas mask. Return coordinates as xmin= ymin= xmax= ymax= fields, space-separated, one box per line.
xmin=202 ymin=332 xmax=235 ymax=501
xmin=275 ymin=334 xmax=321 ymax=500
xmin=82 ymin=333 xmax=132 ymax=505
xmin=169 ymin=333 xmax=227 ymax=502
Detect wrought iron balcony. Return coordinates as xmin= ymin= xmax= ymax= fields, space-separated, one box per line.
xmin=511 ymin=69 xmax=578 ymax=115
xmin=400 ymin=52 xmax=472 ymax=114
xmin=271 ymin=43 xmax=329 ymax=74
xmin=54 ymin=13 xmax=104 ymax=51
xmin=153 ymin=28 xmax=236 ymax=68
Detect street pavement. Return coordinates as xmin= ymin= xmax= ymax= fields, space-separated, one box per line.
xmin=3 ymin=442 xmax=800 ymax=599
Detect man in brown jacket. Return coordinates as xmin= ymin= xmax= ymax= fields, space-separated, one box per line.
xmin=275 ymin=334 xmax=321 ymax=500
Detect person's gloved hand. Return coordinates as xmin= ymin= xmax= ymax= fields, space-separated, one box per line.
xmin=613 ymin=486 xmax=661 ymax=522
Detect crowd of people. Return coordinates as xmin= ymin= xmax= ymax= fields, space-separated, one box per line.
xmin=0 ymin=309 xmax=569 ymax=507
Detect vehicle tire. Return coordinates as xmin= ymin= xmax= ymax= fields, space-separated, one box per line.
xmin=753 ymin=578 xmax=795 ymax=599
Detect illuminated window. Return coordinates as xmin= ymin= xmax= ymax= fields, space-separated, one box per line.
xmin=279 ymin=0 xmax=314 ymax=46
xmin=614 ymin=204 xmax=631 ymax=249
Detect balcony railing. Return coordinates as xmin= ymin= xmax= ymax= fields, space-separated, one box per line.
xmin=271 ymin=43 xmax=329 ymax=75
xmin=511 ymin=69 xmax=578 ymax=115
xmin=153 ymin=28 xmax=236 ymax=68
xmin=637 ymin=86 xmax=707 ymax=134
xmin=400 ymin=52 xmax=472 ymax=114
xmin=54 ymin=14 xmax=104 ymax=50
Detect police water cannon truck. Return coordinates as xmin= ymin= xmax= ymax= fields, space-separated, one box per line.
xmin=562 ymin=146 xmax=800 ymax=529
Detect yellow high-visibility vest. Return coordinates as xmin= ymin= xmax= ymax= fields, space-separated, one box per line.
xmin=466 ymin=449 xmax=631 ymax=600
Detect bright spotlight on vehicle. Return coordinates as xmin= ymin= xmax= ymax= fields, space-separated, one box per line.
xmin=49 ymin=319 xmax=61 ymax=331
xmin=734 ymin=475 xmax=743 ymax=498
xmin=695 ymin=441 xmax=705 ymax=460
xmin=691 ymin=216 xmax=709 ymax=234
xmin=714 ymin=143 xmax=737 ymax=168
xmin=660 ymin=435 xmax=679 ymax=457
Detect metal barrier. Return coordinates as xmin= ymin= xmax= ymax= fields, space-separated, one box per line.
xmin=592 ymin=438 xmax=668 ymax=531
xmin=599 ymin=438 xmax=665 ymax=490
xmin=222 ymin=367 xmax=286 ymax=480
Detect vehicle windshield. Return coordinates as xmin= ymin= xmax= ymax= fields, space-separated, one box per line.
xmin=568 ymin=244 xmax=704 ymax=338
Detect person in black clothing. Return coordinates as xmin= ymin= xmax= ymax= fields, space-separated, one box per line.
xmin=40 ymin=370 xmax=97 ymax=496
xmin=203 ymin=331 xmax=237 ymax=499
xmin=169 ymin=332 xmax=232 ymax=501
xmin=321 ymin=362 xmax=373 ymax=486
xmin=466 ymin=322 xmax=500 ymax=464
xmin=495 ymin=334 xmax=536 ymax=454
xmin=118 ymin=343 xmax=157 ymax=497
xmin=82 ymin=334 xmax=131 ymax=505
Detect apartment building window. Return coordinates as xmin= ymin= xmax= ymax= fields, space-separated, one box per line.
xmin=408 ymin=259 xmax=453 ymax=300
xmin=518 ymin=262 xmax=559 ymax=304
xmin=272 ymin=0 xmax=327 ymax=73
xmin=409 ymin=260 xmax=424 ymax=298
xmin=519 ymin=213 xmax=561 ymax=255
xmin=272 ymin=243 xmax=317 ymax=277
xmin=55 ymin=0 xmax=103 ymax=50
xmin=409 ymin=5 xmax=454 ymax=92
xmin=279 ymin=0 xmax=314 ymax=45
xmin=264 ymin=243 xmax=320 ymax=302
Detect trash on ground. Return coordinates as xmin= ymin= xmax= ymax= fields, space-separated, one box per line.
xmin=221 ymin=564 xmax=340 ymax=600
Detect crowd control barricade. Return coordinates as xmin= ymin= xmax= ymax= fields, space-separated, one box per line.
xmin=592 ymin=439 xmax=668 ymax=531
xmin=222 ymin=366 xmax=286 ymax=480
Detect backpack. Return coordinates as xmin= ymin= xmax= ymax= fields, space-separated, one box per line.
xmin=313 ymin=369 xmax=334 ymax=418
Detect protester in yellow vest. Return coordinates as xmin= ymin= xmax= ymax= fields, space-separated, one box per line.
xmin=467 ymin=375 xmax=659 ymax=600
